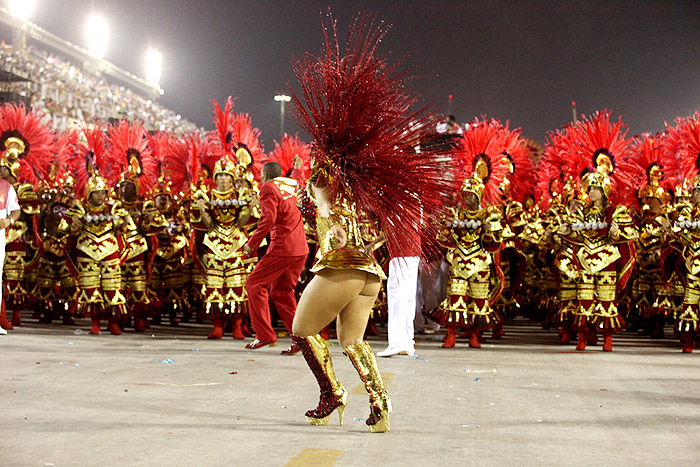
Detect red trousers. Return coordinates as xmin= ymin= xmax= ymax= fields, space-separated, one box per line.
xmin=245 ymin=254 xmax=307 ymax=342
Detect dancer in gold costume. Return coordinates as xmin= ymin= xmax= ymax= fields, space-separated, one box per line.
xmin=288 ymin=12 xmax=457 ymax=433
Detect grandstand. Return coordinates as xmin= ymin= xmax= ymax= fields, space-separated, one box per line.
xmin=0 ymin=7 xmax=202 ymax=135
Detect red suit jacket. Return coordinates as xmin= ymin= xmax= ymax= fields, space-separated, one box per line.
xmin=247 ymin=178 xmax=308 ymax=257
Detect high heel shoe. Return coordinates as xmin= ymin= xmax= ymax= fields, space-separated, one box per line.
xmin=305 ymin=388 xmax=348 ymax=426
xmin=293 ymin=334 xmax=347 ymax=427
xmin=346 ymin=341 xmax=392 ymax=433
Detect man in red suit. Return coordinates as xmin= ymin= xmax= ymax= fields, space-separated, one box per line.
xmin=243 ymin=162 xmax=308 ymax=353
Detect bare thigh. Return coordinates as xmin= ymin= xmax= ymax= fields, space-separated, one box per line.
xmin=293 ymin=269 xmax=380 ymax=343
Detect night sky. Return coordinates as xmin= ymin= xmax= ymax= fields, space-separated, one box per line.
xmin=17 ymin=0 xmax=700 ymax=148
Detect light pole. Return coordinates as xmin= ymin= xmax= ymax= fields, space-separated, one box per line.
xmin=274 ymin=94 xmax=291 ymax=138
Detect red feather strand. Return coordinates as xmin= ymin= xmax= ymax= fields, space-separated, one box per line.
xmin=290 ymin=11 xmax=460 ymax=259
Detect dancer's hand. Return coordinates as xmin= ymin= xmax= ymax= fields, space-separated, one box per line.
xmin=609 ymin=221 xmax=619 ymax=237
xmin=330 ymin=224 xmax=347 ymax=248
xmin=243 ymin=243 xmax=253 ymax=256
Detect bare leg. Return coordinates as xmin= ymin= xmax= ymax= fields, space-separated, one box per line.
xmin=337 ymin=278 xmax=381 ymax=348
xmin=293 ymin=269 xmax=378 ymax=337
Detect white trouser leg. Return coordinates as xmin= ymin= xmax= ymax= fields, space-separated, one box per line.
xmin=386 ymin=256 xmax=419 ymax=351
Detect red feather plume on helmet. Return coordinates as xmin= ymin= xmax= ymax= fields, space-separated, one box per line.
xmin=267 ymin=133 xmax=312 ymax=183
xmin=572 ymin=110 xmax=634 ymax=204
xmin=147 ymin=131 xmax=173 ymax=196
xmin=0 ymin=103 xmax=54 ymax=186
xmin=165 ymin=133 xmax=207 ymax=196
xmin=616 ymin=132 xmax=678 ymax=209
xmin=454 ymin=117 xmax=511 ymax=206
xmin=229 ymin=112 xmax=264 ymax=181
xmin=105 ymin=120 xmax=157 ymax=195
xmin=666 ymin=112 xmax=700 ymax=181
xmin=500 ymin=122 xmax=536 ymax=205
xmin=52 ymin=129 xmax=78 ymax=190
xmin=537 ymin=122 xmax=587 ymax=209
xmin=207 ymin=98 xmax=258 ymax=182
xmin=71 ymin=124 xmax=109 ymax=199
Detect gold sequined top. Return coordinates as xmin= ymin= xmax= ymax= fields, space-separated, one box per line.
xmin=310 ymin=202 xmax=386 ymax=279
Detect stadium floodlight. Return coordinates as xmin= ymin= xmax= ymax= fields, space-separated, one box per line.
xmin=8 ymin=0 xmax=34 ymax=20
xmin=274 ymin=94 xmax=291 ymax=137
xmin=145 ymin=49 xmax=162 ymax=85
xmin=86 ymin=14 xmax=108 ymax=59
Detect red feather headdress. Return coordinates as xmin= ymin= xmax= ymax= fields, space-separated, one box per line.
xmin=500 ymin=122 xmax=536 ymax=205
xmin=291 ymin=11 xmax=460 ymax=258
xmin=105 ymin=120 xmax=157 ymax=195
xmin=454 ymin=117 xmax=511 ymax=206
xmin=574 ymin=110 xmax=633 ymax=203
xmin=537 ymin=122 xmax=587 ymax=209
xmin=667 ymin=112 xmax=700 ymax=182
xmin=148 ymin=132 xmax=173 ymax=197
xmin=267 ymin=133 xmax=312 ymax=183
xmin=229 ymin=112 xmax=264 ymax=182
xmin=616 ymin=132 xmax=677 ymax=208
xmin=71 ymin=124 xmax=109 ymax=199
xmin=165 ymin=132 xmax=208 ymax=197
xmin=208 ymin=98 xmax=243 ymax=180
xmin=0 ymin=103 xmax=54 ymax=186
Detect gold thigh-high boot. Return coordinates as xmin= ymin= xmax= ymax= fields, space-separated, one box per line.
xmin=292 ymin=335 xmax=348 ymax=426
xmin=345 ymin=341 xmax=392 ymax=433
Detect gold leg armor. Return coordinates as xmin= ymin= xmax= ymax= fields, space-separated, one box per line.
xmin=293 ymin=335 xmax=348 ymax=426
xmin=345 ymin=341 xmax=392 ymax=433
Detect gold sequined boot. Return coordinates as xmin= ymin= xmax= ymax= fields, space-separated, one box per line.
xmin=293 ymin=334 xmax=347 ymax=426
xmin=345 ymin=341 xmax=392 ymax=433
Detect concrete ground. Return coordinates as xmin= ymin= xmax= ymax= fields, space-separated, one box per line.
xmin=2 ymin=315 xmax=700 ymax=467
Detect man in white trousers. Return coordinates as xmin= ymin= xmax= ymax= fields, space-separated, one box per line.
xmin=0 ymin=175 xmax=21 ymax=335
xmin=377 ymin=216 xmax=422 ymax=357
xmin=377 ymin=256 xmax=421 ymax=357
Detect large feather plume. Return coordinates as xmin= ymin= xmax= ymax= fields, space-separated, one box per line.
xmin=537 ymin=122 xmax=584 ymax=208
xmin=105 ymin=120 xmax=157 ymax=194
xmin=71 ymin=124 xmax=107 ymax=198
xmin=165 ymin=133 xmax=206 ymax=196
xmin=267 ymin=133 xmax=312 ymax=183
xmin=454 ymin=117 xmax=512 ymax=205
xmin=616 ymin=132 xmax=679 ymax=208
xmin=0 ymin=103 xmax=54 ymax=185
xmin=666 ymin=112 xmax=700 ymax=180
xmin=290 ymin=10 xmax=460 ymax=258
xmin=501 ymin=124 xmax=536 ymax=205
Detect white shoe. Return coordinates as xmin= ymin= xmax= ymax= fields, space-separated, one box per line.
xmin=0 ymin=325 xmax=7 ymax=335
xmin=377 ymin=346 xmax=415 ymax=357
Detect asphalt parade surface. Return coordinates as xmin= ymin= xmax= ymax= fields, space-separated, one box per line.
xmin=2 ymin=315 xmax=699 ymax=467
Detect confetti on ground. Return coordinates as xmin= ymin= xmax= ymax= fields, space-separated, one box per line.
xmin=464 ymin=368 xmax=498 ymax=374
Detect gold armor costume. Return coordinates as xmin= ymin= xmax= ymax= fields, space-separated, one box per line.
xmin=432 ymin=205 xmax=504 ymax=328
xmin=61 ymin=199 xmax=128 ymax=313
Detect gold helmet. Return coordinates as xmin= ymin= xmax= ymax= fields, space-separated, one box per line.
xmin=638 ymin=164 xmax=671 ymax=205
xmin=1 ymin=136 xmax=24 ymax=179
xmin=460 ymin=176 xmax=485 ymax=203
xmin=581 ymin=149 xmax=613 ymax=198
xmin=213 ymin=156 xmax=237 ymax=179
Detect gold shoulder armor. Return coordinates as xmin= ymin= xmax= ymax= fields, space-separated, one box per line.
xmin=612 ymin=205 xmax=633 ymax=224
